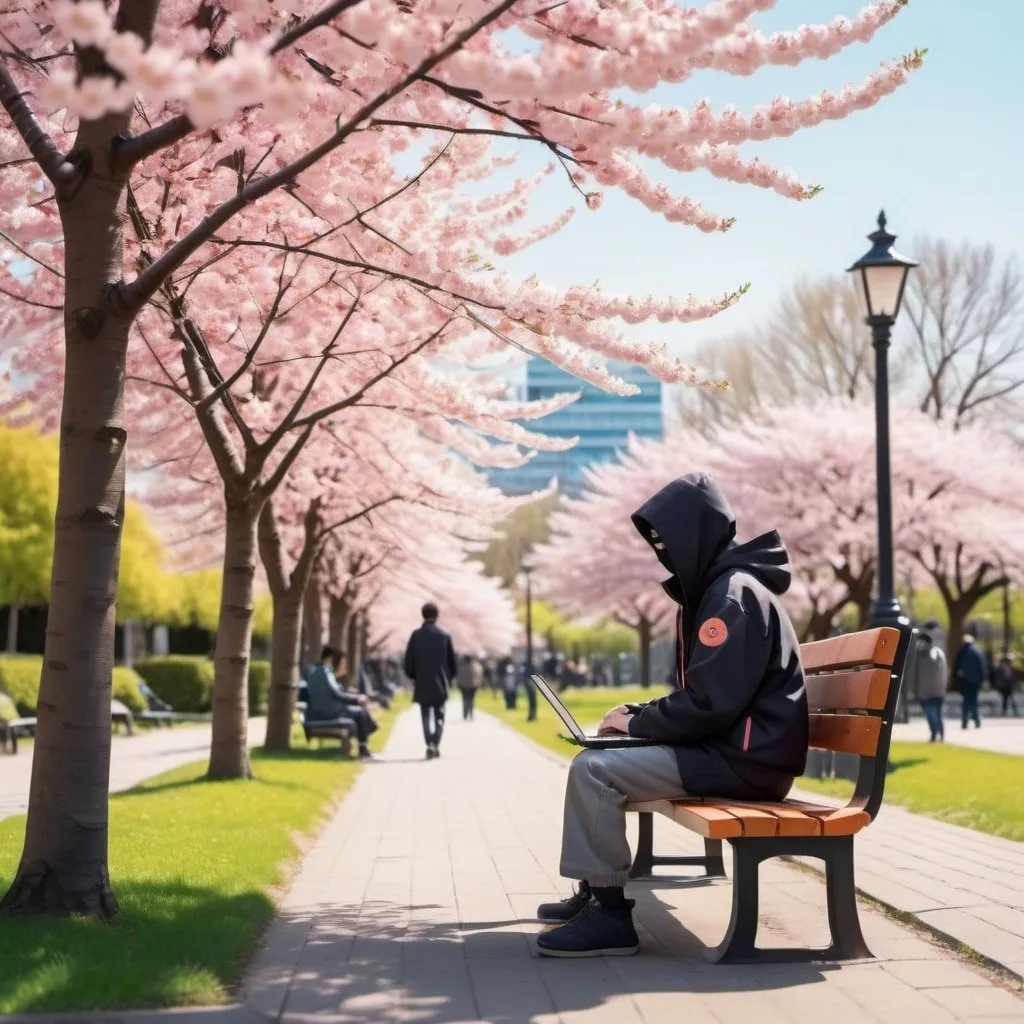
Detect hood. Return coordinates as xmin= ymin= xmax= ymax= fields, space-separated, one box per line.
xmin=631 ymin=473 xmax=791 ymax=603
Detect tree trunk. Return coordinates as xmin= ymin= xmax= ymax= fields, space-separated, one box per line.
xmin=637 ymin=615 xmax=652 ymax=687
xmin=207 ymin=501 xmax=260 ymax=780
xmin=946 ymin=604 xmax=968 ymax=687
xmin=328 ymin=594 xmax=351 ymax=654
xmin=347 ymin=612 xmax=362 ymax=689
xmin=5 ymin=605 xmax=18 ymax=653
xmin=263 ymin=588 xmax=302 ymax=751
xmin=302 ymin=567 xmax=324 ymax=668
xmin=0 ymin=115 xmax=135 ymax=917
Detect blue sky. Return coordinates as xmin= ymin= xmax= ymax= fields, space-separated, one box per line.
xmin=493 ymin=0 xmax=1024 ymax=362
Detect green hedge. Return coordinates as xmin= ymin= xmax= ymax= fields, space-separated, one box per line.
xmin=113 ymin=668 xmax=147 ymax=715
xmin=135 ymin=656 xmax=214 ymax=713
xmin=0 ymin=656 xmax=146 ymax=716
xmin=248 ymin=659 xmax=270 ymax=716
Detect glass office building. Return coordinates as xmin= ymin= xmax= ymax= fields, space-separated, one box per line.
xmin=489 ymin=357 xmax=663 ymax=496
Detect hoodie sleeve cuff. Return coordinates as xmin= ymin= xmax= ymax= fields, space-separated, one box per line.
xmin=627 ymin=713 xmax=642 ymax=737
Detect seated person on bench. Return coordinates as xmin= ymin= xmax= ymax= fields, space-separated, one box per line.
xmin=306 ymin=645 xmax=379 ymax=760
xmin=536 ymin=472 xmax=809 ymax=959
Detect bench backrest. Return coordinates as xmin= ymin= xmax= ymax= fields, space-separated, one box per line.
xmin=798 ymin=625 xmax=912 ymax=820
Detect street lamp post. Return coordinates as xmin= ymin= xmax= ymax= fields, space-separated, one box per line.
xmin=848 ymin=211 xmax=919 ymax=630
xmin=522 ymin=566 xmax=537 ymax=721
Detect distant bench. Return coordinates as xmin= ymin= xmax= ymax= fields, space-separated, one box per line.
xmin=626 ymin=625 xmax=911 ymax=965
xmin=297 ymin=704 xmax=356 ymax=758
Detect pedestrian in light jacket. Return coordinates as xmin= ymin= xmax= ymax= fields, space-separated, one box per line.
xmin=914 ymin=632 xmax=948 ymax=742
xmin=403 ymin=602 xmax=457 ymax=759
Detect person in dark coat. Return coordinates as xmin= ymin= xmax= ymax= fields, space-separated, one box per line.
xmin=536 ymin=472 xmax=808 ymax=959
xmin=306 ymin=646 xmax=379 ymax=759
xmin=403 ymin=603 xmax=457 ymax=759
xmin=953 ymin=633 xmax=987 ymax=729
xmin=993 ymin=652 xmax=1020 ymax=717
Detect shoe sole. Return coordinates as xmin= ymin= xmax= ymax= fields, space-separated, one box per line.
xmin=536 ymin=944 xmax=639 ymax=958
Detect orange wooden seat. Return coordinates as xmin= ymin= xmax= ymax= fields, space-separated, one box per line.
xmin=626 ymin=624 xmax=912 ymax=965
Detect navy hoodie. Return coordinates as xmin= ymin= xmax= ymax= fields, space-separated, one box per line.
xmin=627 ymin=473 xmax=809 ymax=801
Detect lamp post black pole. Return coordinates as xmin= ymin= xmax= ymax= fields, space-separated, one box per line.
xmin=524 ymin=568 xmax=537 ymax=721
xmin=525 ymin=568 xmax=534 ymax=673
xmin=869 ymin=316 xmax=904 ymax=629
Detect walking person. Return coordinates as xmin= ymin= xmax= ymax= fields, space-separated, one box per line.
xmin=456 ymin=653 xmax=483 ymax=721
xmin=914 ymin=631 xmax=948 ymax=742
xmin=994 ymin=652 xmax=1020 ymax=717
xmin=403 ymin=602 xmax=457 ymax=759
xmin=953 ymin=633 xmax=987 ymax=729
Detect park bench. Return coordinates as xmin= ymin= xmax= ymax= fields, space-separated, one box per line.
xmin=0 ymin=691 xmax=37 ymax=754
xmin=135 ymin=679 xmax=177 ymax=728
xmin=111 ymin=698 xmax=135 ymax=735
xmin=298 ymin=706 xmax=356 ymax=758
xmin=626 ymin=624 xmax=911 ymax=965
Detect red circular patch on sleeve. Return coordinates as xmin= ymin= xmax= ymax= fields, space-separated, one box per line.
xmin=698 ymin=618 xmax=728 ymax=647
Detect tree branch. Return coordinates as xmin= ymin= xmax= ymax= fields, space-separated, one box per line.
xmin=122 ymin=0 xmax=520 ymax=311
xmin=0 ymin=60 xmax=75 ymax=189
xmin=113 ymin=114 xmax=193 ymax=173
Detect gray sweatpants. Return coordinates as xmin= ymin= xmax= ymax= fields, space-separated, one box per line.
xmin=559 ymin=745 xmax=688 ymax=887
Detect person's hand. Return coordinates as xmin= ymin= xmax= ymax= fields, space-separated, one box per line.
xmin=597 ymin=707 xmax=633 ymax=736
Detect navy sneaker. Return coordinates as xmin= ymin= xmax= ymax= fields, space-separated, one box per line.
xmin=537 ymin=899 xmax=639 ymax=958
xmin=537 ymin=881 xmax=592 ymax=923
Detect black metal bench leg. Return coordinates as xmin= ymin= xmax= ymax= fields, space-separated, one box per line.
xmin=630 ymin=812 xmax=655 ymax=879
xmin=824 ymin=836 xmax=872 ymax=960
xmin=704 ymin=838 xmax=726 ymax=878
xmin=708 ymin=841 xmax=761 ymax=963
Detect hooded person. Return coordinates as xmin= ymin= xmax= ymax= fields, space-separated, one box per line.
xmin=536 ymin=472 xmax=809 ymax=959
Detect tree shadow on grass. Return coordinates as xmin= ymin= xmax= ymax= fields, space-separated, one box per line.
xmin=0 ymin=881 xmax=277 ymax=1014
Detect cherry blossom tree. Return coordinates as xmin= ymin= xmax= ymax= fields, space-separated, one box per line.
xmin=256 ymin=408 xmax=533 ymax=748
xmin=1 ymin=0 xmax=919 ymax=918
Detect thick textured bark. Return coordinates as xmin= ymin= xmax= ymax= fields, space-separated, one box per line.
xmin=637 ymin=616 xmax=652 ymax=687
xmin=5 ymin=605 xmax=18 ymax=653
xmin=207 ymin=501 xmax=260 ymax=779
xmin=946 ymin=605 xmax=967 ymax=685
xmin=346 ymin=611 xmax=363 ymax=689
xmin=264 ymin=589 xmax=303 ymax=750
xmin=0 ymin=112 xmax=136 ymax=918
xmin=328 ymin=594 xmax=352 ymax=654
xmin=302 ymin=568 xmax=324 ymax=667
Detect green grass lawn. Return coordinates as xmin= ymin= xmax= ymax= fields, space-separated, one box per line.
xmin=798 ymin=741 xmax=1024 ymax=842
xmin=488 ymin=688 xmax=1024 ymax=843
xmin=0 ymin=697 xmax=405 ymax=1014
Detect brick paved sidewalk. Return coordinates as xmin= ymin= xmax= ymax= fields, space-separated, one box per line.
xmin=0 ymin=717 xmax=267 ymax=823
xmin=239 ymin=708 xmax=1024 ymax=1023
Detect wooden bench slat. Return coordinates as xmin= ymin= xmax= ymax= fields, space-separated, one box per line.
xmin=733 ymin=802 xmax=823 ymax=837
xmin=801 ymin=627 xmax=900 ymax=672
xmin=704 ymin=804 xmax=780 ymax=837
xmin=781 ymin=800 xmax=872 ymax=836
xmin=809 ymin=713 xmax=882 ymax=756
xmin=806 ymin=668 xmax=891 ymax=712
xmin=667 ymin=803 xmax=744 ymax=839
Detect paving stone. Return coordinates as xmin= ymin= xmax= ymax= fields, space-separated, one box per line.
xmin=241 ymin=705 xmax=1024 ymax=1023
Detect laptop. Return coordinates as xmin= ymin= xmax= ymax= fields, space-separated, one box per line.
xmin=530 ymin=674 xmax=663 ymax=749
